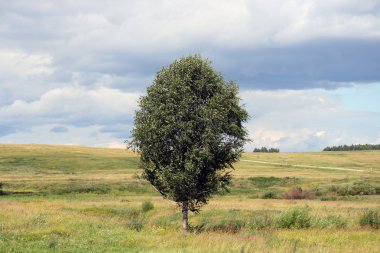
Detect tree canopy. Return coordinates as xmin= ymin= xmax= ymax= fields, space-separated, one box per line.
xmin=323 ymin=144 xmax=380 ymax=151
xmin=253 ymin=147 xmax=280 ymax=153
xmin=130 ymin=55 xmax=249 ymax=231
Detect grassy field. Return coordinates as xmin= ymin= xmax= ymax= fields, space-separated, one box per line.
xmin=0 ymin=144 xmax=379 ymax=252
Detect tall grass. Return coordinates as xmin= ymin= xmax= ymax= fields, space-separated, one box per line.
xmin=0 ymin=144 xmax=379 ymax=252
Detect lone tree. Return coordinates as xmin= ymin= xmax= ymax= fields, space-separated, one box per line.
xmin=130 ymin=55 xmax=249 ymax=231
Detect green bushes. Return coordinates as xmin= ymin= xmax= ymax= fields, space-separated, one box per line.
xmin=141 ymin=200 xmax=154 ymax=212
xmin=261 ymin=191 xmax=278 ymax=199
xmin=359 ymin=209 xmax=380 ymax=229
xmin=203 ymin=218 xmax=246 ymax=233
xmin=276 ymin=206 xmax=311 ymax=229
xmin=200 ymin=210 xmax=247 ymax=233
xmin=336 ymin=181 xmax=376 ymax=196
xmin=0 ymin=182 xmax=3 ymax=195
xmin=151 ymin=206 xmax=376 ymax=232
xmin=49 ymin=183 xmax=111 ymax=195
xmin=249 ymin=214 xmax=273 ymax=229
xmin=249 ymin=176 xmax=298 ymax=188
xmin=313 ymin=215 xmax=348 ymax=229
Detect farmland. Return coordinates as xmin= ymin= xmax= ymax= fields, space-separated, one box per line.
xmin=0 ymin=144 xmax=379 ymax=252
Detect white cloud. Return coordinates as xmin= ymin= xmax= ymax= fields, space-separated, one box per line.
xmin=0 ymin=50 xmax=53 ymax=76
xmin=2 ymin=1 xmax=380 ymax=52
xmin=0 ymin=50 xmax=57 ymax=106
xmin=316 ymin=131 xmax=326 ymax=137
xmin=241 ymin=89 xmax=380 ymax=151
xmin=0 ymin=86 xmax=141 ymax=126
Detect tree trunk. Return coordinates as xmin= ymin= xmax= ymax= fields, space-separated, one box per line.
xmin=182 ymin=201 xmax=189 ymax=232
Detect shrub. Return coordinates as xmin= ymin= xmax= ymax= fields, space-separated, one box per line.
xmin=283 ymin=187 xmax=315 ymax=200
xmin=126 ymin=219 xmax=145 ymax=231
xmin=51 ymin=184 xmax=111 ymax=195
xmin=276 ymin=207 xmax=311 ymax=229
xmin=125 ymin=208 xmax=145 ymax=231
xmin=359 ymin=209 xmax=380 ymax=229
xmin=0 ymin=182 xmax=3 ymax=195
xmin=261 ymin=191 xmax=278 ymax=199
xmin=311 ymin=187 xmax=326 ymax=197
xmin=320 ymin=196 xmax=337 ymax=201
xmin=313 ymin=215 xmax=347 ymax=229
xmin=336 ymin=180 xmax=376 ymax=196
xmin=250 ymin=176 xmax=299 ymax=188
xmin=203 ymin=219 xmax=245 ymax=233
xmin=250 ymin=215 xmax=273 ymax=230
xmin=141 ymin=200 xmax=154 ymax=212
xmin=200 ymin=210 xmax=246 ymax=233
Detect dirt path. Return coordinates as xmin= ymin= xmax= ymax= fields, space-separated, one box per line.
xmin=240 ymin=159 xmax=365 ymax=172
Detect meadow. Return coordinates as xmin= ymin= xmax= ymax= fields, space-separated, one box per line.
xmin=0 ymin=144 xmax=379 ymax=252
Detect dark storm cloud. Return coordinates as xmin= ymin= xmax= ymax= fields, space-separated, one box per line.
xmin=211 ymin=39 xmax=380 ymax=90
xmin=1 ymin=0 xmax=380 ymax=93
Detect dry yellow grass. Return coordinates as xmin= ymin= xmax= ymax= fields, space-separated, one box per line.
xmin=0 ymin=144 xmax=379 ymax=252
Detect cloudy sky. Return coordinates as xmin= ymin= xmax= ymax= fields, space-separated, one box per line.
xmin=1 ymin=0 xmax=380 ymax=151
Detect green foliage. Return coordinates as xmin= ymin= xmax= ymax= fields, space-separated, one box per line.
xmin=320 ymin=196 xmax=337 ymax=201
xmin=199 ymin=209 xmax=247 ymax=233
xmin=311 ymin=187 xmax=326 ymax=197
xmin=359 ymin=209 xmax=380 ymax=229
xmin=125 ymin=218 xmax=145 ymax=232
xmin=0 ymin=182 xmax=3 ymax=195
xmin=141 ymin=201 xmax=154 ymax=212
xmin=50 ymin=184 xmax=111 ymax=195
xmin=323 ymin=144 xmax=380 ymax=151
xmin=253 ymin=147 xmax=279 ymax=153
xmin=130 ymin=55 xmax=249 ymax=212
xmin=249 ymin=176 xmax=298 ymax=188
xmin=260 ymin=191 xmax=278 ymax=199
xmin=276 ymin=207 xmax=311 ymax=229
xmin=312 ymin=215 xmax=348 ymax=229
xmin=250 ymin=214 xmax=274 ymax=229
xmin=336 ymin=180 xmax=377 ymax=196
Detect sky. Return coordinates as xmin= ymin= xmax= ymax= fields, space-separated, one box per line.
xmin=0 ymin=0 xmax=380 ymax=152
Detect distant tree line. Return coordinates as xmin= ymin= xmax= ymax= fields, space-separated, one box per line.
xmin=253 ymin=147 xmax=280 ymax=153
xmin=323 ymin=144 xmax=380 ymax=151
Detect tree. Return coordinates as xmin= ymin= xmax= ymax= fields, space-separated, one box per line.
xmin=130 ymin=55 xmax=249 ymax=231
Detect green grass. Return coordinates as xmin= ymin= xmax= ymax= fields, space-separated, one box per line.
xmin=0 ymin=144 xmax=380 ymax=252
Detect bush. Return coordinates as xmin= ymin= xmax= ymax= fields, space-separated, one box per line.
xmin=337 ymin=181 xmax=376 ymax=196
xmin=311 ymin=187 xmax=326 ymax=197
xmin=250 ymin=215 xmax=273 ymax=230
xmin=320 ymin=196 xmax=337 ymax=201
xmin=141 ymin=200 xmax=154 ymax=212
xmin=125 ymin=208 xmax=145 ymax=231
xmin=250 ymin=176 xmax=299 ymax=188
xmin=283 ymin=187 xmax=315 ymax=200
xmin=204 ymin=219 xmax=245 ymax=233
xmin=200 ymin=210 xmax=246 ymax=233
xmin=0 ymin=182 xmax=3 ymax=195
xmin=51 ymin=184 xmax=111 ymax=195
xmin=359 ymin=209 xmax=380 ymax=229
xmin=261 ymin=191 xmax=278 ymax=199
xmin=126 ymin=219 xmax=145 ymax=231
xmin=276 ymin=207 xmax=311 ymax=229
xmin=313 ymin=215 xmax=347 ymax=229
